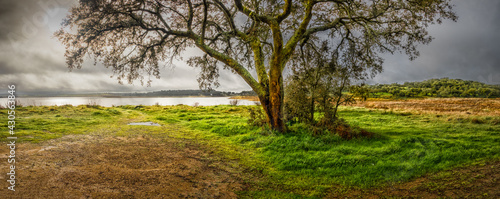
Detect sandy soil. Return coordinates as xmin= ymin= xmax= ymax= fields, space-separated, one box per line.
xmin=0 ymin=134 xmax=246 ymax=198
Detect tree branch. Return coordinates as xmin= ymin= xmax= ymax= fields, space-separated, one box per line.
xmin=276 ymin=0 xmax=292 ymax=22
xmin=234 ymin=0 xmax=272 ymax=24
xmin=192 ymin=33 xmax=265 ymax=96
xmin=282 ymin=0 xmax=315 ymax=71
xmin=200 ymin=0 xmax=208 ymax=45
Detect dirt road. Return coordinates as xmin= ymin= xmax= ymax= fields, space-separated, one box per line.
xmin=0 ymin=134 xmax=245 ymax=198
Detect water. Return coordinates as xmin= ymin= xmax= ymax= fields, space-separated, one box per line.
xmin=0 ymin=97 xmax=256 ymax=107
xmin=128 ymin=122 xmax=161 ymax=126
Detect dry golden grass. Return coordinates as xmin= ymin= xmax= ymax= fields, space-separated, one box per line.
xmin=229 ymin=95 xmax=260 ymax=101
xmin=354 ymin=98 xmax=500 ymax=116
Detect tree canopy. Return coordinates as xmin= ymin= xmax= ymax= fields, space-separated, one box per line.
xmin=56 ymin=0 xmax=457 ymax=132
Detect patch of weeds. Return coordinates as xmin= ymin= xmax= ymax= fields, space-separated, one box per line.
xmin=470 ymin=118 xmax=484 ymax=124
xmin=155 ymin=116 xmax=179 ymax=123
xmin=491 ymin=119 xmax=500 ymax=125
xmin=92 ymin=111 xmax=109 ymax=116
xmin=399 ymin=112 xmax=412 ymax=116
xmin=210 ymin=124 xmax=248 ymax=137
xmin=237 ymin=134 xmax=257 ymax=144
xmin=106 ymin=109 xmax=122 ymax=115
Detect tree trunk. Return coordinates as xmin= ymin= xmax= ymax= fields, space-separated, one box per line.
xmin=259 ymin=95 xmax=286 ymax=132
xmin=258 ymin=74 xmax=286 ymax=132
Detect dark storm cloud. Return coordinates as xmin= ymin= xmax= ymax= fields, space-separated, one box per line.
xmin=0 ymin=0 xmax=78 ymax=92
xmin=0 ymin=0 xmax=498 ymax=95
xmin=371 ymin=0 xmax=500 ymax=85
xmin=0 ymin=0 xmax=250 ymax=93
xmin=0 ymin=1 xmax=24 ymax=41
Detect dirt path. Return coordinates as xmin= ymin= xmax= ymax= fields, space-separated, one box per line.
xmin=0 ymin=134 xmax=246 ymax=198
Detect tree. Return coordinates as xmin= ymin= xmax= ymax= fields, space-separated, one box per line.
xmin=56 ymin=0 xmax=456 ymax=132
xmin=285 ymin=41 xmax=372 ymax=125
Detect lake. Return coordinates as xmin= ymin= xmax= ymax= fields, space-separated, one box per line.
xmin=1 ymin=97 xmax=257 ymax=107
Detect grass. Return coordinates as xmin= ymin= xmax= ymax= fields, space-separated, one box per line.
xmin=138 ymin=105 xmax=500 ymax=197
xmin=1 ymin=105 xmax=114 ymax=142
xmin=0 ymin=104 xmax=498 ymax=198
xmin=0 ymin=104 xmax=157 ymax=142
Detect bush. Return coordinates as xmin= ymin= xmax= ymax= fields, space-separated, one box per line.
xmin=334 ymin=123 xmax=373 ymax=140
xmin=308 ymin=118 xmax=373 ymax=140
xmin=247 ymin=106 xmax=267 ymax=127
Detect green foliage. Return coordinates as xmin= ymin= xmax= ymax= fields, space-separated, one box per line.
xmin=285 ymin=42 xmax=371 ymax=127
xmin=246 ymin=106 xmax=267 ymax=127
xmin=367 ymin=78 xmax=500 ymax=98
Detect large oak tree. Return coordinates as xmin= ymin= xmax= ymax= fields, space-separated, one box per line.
xmin=56 ymin=0 xmax=456 ymax=132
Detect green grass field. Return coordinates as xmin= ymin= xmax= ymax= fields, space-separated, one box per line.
xmin=0 ymin=104 xmax=498 ymax=197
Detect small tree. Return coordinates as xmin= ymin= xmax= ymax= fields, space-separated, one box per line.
xmin=285 ymin=41 xmax=372 ymax=125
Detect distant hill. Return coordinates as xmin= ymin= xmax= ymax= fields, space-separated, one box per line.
xmin=366 ymin=78 xmax=500 ymax=98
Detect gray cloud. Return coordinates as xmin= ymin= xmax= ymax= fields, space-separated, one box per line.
xmin=371 ymin=0 xmax=500 ymax=85
xmin=0 ymin=0 xmax=251 ymax=94
xmin=0 ymin=0 xmax=499 ymax=96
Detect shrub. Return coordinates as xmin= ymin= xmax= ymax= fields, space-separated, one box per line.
xmin=247 ymin=106 xmax=267 ymax=127
xmin=333 ymin=121 xmax=373 ymax=140
xmin=310 ymin=118 xmax=373 ymax=140
xmin=229 ymin=99 xmax=240 ymax=106
xmin=470 ymin=118 xmax=484 ymax=124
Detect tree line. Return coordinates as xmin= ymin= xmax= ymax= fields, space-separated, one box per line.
xmin=365 ymin=78 xmax=500 ymax=98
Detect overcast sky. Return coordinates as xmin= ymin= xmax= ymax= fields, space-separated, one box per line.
xmin=0 ymin=0 xmax=499 ymax=94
